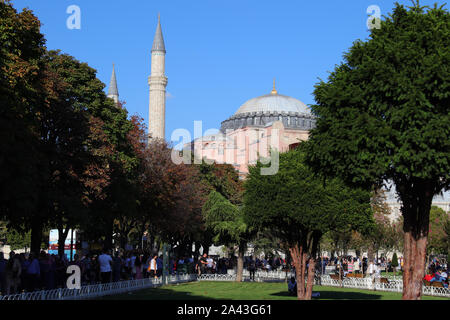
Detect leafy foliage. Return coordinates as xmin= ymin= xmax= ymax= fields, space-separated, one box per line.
xmin=428 ymin=206 xmax=450 ymax=254
xmin=203 ymin=191 xmax=248 ymax=246
xmin=244 ymin=147 xmax=373 ymax=246
xmin=303 ymin=2 xmax=449 ymax=299
xmin=392 ymin=252 xmax=399 ymax=268
xmin=6 ymin=228 xmax=31 ymax=251
xmin=0 ymin=1 xmax=46 ymax=225
xmin=305 ymin=3 xmax=449 ymax=193
xmin=243 ymin=147 xmax=373 ymax=299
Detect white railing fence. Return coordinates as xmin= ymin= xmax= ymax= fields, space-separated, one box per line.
xmin=317 ymin=275 xmax=450 ymax=298
xmin=224 ymin=269 xmax=296 ymax=281
xmin=1 ymin=273 xmax=448 ymax=300
xmin=0 ymin=274 xmax=197 ymax=301
xmin=198 ymin=274 xmax=236 ymax=281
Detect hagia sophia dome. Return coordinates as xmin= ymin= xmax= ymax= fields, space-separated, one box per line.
xmin=234 ymin=93 xmax=310 ymax=115
xmin=220 ymin=81 xmax=315 ymax=133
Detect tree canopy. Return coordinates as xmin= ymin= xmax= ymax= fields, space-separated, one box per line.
xmin=243 ymin=147 xmax=373 ymax=299
xmin=303 ymin=2 xmax=449 ymax=299
xmin=428 ymin=206 xmax=450 ymax=255
xmin=203 ymin=191 xmax=247 ymax=247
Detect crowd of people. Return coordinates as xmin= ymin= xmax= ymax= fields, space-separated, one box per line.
xmin=195 ymin=254 xmax=290 ymax=276
xmin=0 ymin=248 xmax=293 ymax=295
xmin=0 ymin=250 xmax=70 ymax=295
xmin=0 ymin=249 xmax=166 ymax=295
xmin=423 ymin=257 xmax=448 ymax=288
xmin=3 ymin=247 xmax=445 ymax=295
xmin=318 ymin=254 xmax=449 ymax=288
xmin=317 ymin=255 xmax=406 ymax=277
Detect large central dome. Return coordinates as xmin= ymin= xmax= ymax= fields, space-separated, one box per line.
xmin=235 ymin=93 xmax=310 ymax=115
xmin=220 ymin=83 xmax=315 ymax=133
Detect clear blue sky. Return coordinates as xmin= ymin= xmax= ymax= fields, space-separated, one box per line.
xmin=10 ymin=0 xmax=444 ymax=141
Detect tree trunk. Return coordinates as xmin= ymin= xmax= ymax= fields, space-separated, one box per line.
xmin=30 ymin=216 xmax=43 ymax=255
xmin=367 ymin=245 xmax=374 ymax=275
xmin=289 ymin=243 xmax=307 ymax=300
xmin=201 ymin=242 xmax=211 ymax=255
xmin=150 ymin=234 xmax=155 ymax=253
xmin=304 ymin=233 xmax=320 ymax=299
xmin=104 ymin=217 xmax=113 ymax=251
xmin=57 ymin=227 xmax=69 ymax=258
xmin=305 ymin=257 xmax=316 ymax=300
xmin=194 ymin=242 xmax=201 ymax=261
xmin=187 ymin=240 xmax=193 ymax=258
xmin=140 ymin=223 xmax=147 ymax=250
xmin=300 ymin=250 xmax=308 ymax=298
xmin=236 ymin=243 xmax=246 ymax=282
xmin=402 ymin=230 xmax=428 ymax=299
xmin=397 ymin=179 xmax=434 ymax=300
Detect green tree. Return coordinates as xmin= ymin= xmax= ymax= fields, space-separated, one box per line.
xmin=6 ymin=228 xmax=31 ymax=251
xmin=0 ymin=221 xmax=6 ymax=244
xmin=0 ymin=1 xmax=146 ymax=255
xmin=428 ymin=206 xmax=450 ymax=255
xmin=243 ymin=148 xmax=372 ymax=299
xmin=192 ymin=161 xmax=244 ymax=257
xmin=304 ymin=2 xmax=450 ymax=299
xmin=203 ymin=191 xmax=250 ymax=282
xmin=365 ymin=190 xmax=403 ymax=263
xmin=33 ymin=50 xmax=108 ymax=256
xmin=444 ymin=220 xmax=450 ymax=262
xmin=392 ymin=252 xmax=399 ymax=272
xmin=0 ymin=0 xmax=46 ymax=253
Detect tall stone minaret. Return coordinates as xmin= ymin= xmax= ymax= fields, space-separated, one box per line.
xmin=148 ymin=14 xmax=167 ymax=141
xmin=107 ymin=64 xmax=119 ymax=105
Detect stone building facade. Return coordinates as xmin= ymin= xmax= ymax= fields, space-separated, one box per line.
xmin=186 ymin=83 xmax=315 ymax=177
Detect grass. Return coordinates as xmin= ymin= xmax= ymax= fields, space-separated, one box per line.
xmin=102 ymin=281 xmax=448 ymax=300
xmin=379 ymin=271 xmax=403 ymax=277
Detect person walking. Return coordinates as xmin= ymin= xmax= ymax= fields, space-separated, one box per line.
xmin=206 ymin=256 xmax=213 ymax=274
xmin=347 ymin=259 xmax=354 ymax=275
xmin=148 ymin=254 xmax=158 ymax=279
xmin=130 ymin=251 xmax=137 ymax=280
xmin=0 ymin=252 xmax=6 ymax=294
xmin=112 ymin=252 xmax=122 ymax=282
xmin=199 ymin=253 xmax=208 ymax=275
xmin=195 ymin=257 xmax=201 ymax=275
xmin=98 ymin=249 xmax=112 ymax=284
xmin=354 ymin=258 xmax=360 ymax=274
xmin=135 ymin=255 xmax=143 ymax=280
xmin=177 ymin=257 xmax=184 ymax=275
xmin=248 ymin=257 xmax=256 ymax=281
xmin=5 ymin=252 xmax=22 ymax=294
xmin=143 ymin=253 xmax=149 ymax=278
xmin=156 ymin=255 xmax=163 ymax=278
xmin=26 ymin=252 xmax=39 ymax=292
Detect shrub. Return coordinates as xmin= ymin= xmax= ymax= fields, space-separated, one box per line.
xmin=391 ymin=252 xmax=399 ymax=268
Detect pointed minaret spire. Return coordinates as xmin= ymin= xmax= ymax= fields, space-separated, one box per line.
xmin=107 ymin=63 xmax=119 ymax=105
xmin=151 ymin=13 xmax=166 ymax=53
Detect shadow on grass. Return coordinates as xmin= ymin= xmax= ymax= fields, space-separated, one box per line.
xmin=270 ymin=290 xmax=383 ymax=300
xmin=103 ymin=287 xmax=215 ymax=300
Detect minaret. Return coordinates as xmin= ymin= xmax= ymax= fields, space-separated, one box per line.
xmin=148 ymin=14 xmax=168 ymax=141
xmin=107 ymin=64 xmax=119 ymax=105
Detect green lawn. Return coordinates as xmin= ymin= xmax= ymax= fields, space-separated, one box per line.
xmin=102 ymin=281 xmax=448 ymax=300
xmin=379 ymin=271 xmax=403 ymax=277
